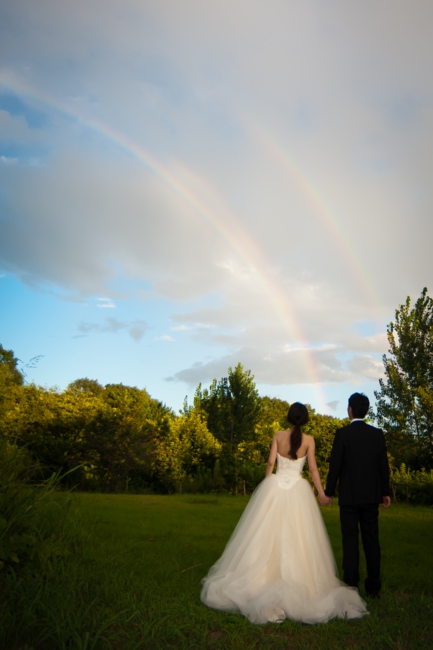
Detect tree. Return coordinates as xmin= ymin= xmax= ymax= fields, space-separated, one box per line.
xmin=68 ymin=378 xmax=104 ymax=395
xmin=85 ymin=383 xmax=171 ymax=491
xmin=2 ymin=379 xmax=172 ymax=492
xmin=374 ymin=288 xmax=433 ymax=469
xmin=154 ymin=410 xmax=221 ymax=492
xmin=235 ymin=396 xmax=290 ymax=467
xmin=304 ymin=411 xmax=348 ymax=482
xmin=0 ymin=345 xmax=24 ymax=387
xmin=193 ymin=364 xmax=261 ymax=492
xmin=0 ymin=345 xmax=25 ymax=427
xmin=196 ymin=363 xmax=261 ymax=451
xmin=259 ymin=396 xmax=290 ymax=430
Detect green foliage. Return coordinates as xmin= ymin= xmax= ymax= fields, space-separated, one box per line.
xmin=0 ymin=336 xmax=357 ymax=496
xmin=82 ymin=383 xmax=169 ymax=492
xmin=0 ymin=379 xmax=173 ymax=492
xmin=247 ymin=396 xmax=290 ymax=462
xmin=153 ymin=409 xmax=221 ymax=491
xmin=180 ymin=460 xmax=227 ymax=493
xmin=391 ymin=463 xmax=433 ymax=505
xmin=375 ymin=288 xmax=433 ymax=469
xmin=192 ymin=364 xmax=263 ymax=491
xmin=2 ymin=384 xmax=100 ymax=480
xmin=0 ymin=438 xmax=76 ymax=574
xmin=304 ymin=411 xmax=349 ymax=480
xmin=0 ymin=344 xmax=24 ymax=387
xmin=259 ymin=396 xmax=290 ymax=429
xmin=0 ymin=345 xmax=24 ymax=425
xmin=195 ymin=363 xmax=261 ymax=450
xmin=67 ymin=377 xmax=104 ymax=395
xmin=0 ymin=344 xmax=355 ymax=495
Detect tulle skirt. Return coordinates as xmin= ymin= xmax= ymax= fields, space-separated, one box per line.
xmin=200 ymin=474 xmax=368 ymax=624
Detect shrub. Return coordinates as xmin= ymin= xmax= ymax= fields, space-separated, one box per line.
xmin=391 ymin=463 xmax=433 ymax=506
xmin=0 ymin=438 xmax=78 ymax=574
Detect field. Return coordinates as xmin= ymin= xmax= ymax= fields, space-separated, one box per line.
xmin=2 ymin=494 xmax=433 ymax=650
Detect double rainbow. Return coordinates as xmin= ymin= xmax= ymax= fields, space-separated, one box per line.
xmin=0 ymin=71 xmax=380 ymax=409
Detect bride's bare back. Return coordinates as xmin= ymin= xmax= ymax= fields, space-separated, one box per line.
xmin=265 ymin=428 xmax=330 ymax=506
xmin=274 ymin=428 xmax=312 ymax=459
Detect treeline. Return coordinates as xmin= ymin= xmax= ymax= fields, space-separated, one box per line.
xmin=1 ymin=288 xmax=433 ymax=501
xmin=0 ymin=354 xmax=343 ymax=494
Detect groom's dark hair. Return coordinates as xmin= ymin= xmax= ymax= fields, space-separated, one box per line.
xmin=348 ymin=393 xmax=369 ymax=419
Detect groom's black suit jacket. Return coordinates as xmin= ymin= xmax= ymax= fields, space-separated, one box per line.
xmin=325 ymin=420 xmax=390 ymax=505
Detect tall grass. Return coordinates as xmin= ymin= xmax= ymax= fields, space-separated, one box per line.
xmin=0 ymin=439 xmax=79 ymax=575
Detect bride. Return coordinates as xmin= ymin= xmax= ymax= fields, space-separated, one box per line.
xmin=200 ymin=402 xmax=368 ymax=624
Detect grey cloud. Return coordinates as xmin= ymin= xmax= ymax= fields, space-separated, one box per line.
xmin=76 ymin=318 xmax=148 ymax=341
xmin=166 ymin=345 xmax=383 ymax=388
xmin=346 ymin=355 xmax=384 ymax=381
xmin=0 ymin=149 xmax=228 ymax=299
xmin=129 ymin=326 xmax=146 ymax=342
xmin=326 ymin=401 xmax=339 ymax=411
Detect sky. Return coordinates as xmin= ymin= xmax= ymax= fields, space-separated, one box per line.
xmin=0 ymin=0 xmax=432 ymax=418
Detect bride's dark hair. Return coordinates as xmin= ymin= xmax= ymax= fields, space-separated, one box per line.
xmin=287 ymin=402 xmax=309 ymax=459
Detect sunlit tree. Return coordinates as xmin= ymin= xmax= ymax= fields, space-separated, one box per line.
xmin=375 ymin=288 xmax=433 ymax=469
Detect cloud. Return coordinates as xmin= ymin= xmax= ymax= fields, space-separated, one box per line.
xmin=0 ymin=155 xmax=17 ymax=164
xmin=76 ymin=317 xmax=148 ymax=341
xmin=77 ymin=318 xmax=125 ymax=335
xmin=0 ymin=149 xmax=229 ymax=299
xmin=170 ymin=324 xmax=193 ymax=332
xmin=170 ymin=322 xmax=215 ymax=332
xmin=1 ymin=2 xmax=431 ymax=311
xmin=129 ymin=326 xmax=145 ymax=342
xmin=326 ymin=401 xmax=339 ymax=411
xmin=346 ymin=355 xmax=385 ymax=381
xmin=97 ymin=297 xmax=115 ymax=309
xmin=155 ymin=335 xmax=174 ymax=342
xmin=166 ymin=345 xmax=384 ymax=388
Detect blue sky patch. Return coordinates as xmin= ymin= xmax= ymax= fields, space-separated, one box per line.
xmin=0 ymin=93 xmax=48 ymax=129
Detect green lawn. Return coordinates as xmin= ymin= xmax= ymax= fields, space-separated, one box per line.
xmin=2 ymin=494 xmax=433 ymax=649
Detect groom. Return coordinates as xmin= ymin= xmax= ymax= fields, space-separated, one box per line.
xmin=325 ymin=393 xmax=391 ymax=598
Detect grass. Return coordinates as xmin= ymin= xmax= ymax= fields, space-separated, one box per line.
xmin=1 ymin=494 xmax=433 ymax=649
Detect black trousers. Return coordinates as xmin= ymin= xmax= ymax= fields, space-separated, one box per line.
xmin=339 ymin=503 xmax=381 ymax=595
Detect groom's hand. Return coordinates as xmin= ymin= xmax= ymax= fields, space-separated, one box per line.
xmin=319 ymin=495 xmax=332 ymax=507
xmin=382 ymin=496 xmax=391 ymax=508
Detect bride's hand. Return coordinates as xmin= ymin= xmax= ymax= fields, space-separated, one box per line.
xmin=319 ymin=495 xmax=332 ymax=507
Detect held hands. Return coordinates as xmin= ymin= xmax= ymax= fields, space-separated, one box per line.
xmin=319 ymin=494 xmax=332 ymax=507
xmin=382 ymin=496 xmax=391 ymax=508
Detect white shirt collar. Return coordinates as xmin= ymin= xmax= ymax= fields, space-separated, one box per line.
xmin=350 ymin=418 xmax=365 ymax=423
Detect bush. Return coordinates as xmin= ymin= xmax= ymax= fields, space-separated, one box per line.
xmin=391 ymin=464 xmax=433 ymax=506
xmin=0 ymin=438 xmax=78 ymax=574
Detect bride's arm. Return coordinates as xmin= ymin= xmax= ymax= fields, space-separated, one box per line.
xmin=307 ymin=438 xmax=331 ymax=505
xmin=265 ymin=435 xmax=278 ymax=477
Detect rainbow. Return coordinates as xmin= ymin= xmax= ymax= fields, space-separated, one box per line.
xmin=247 ymin=119 xmax=384 ymax=321
xmin=0 ymin=71 xmax=343 ymax=409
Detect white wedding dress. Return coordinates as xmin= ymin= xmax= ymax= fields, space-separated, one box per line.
xmin=201 ymin=453 xmax=367 ymax=624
